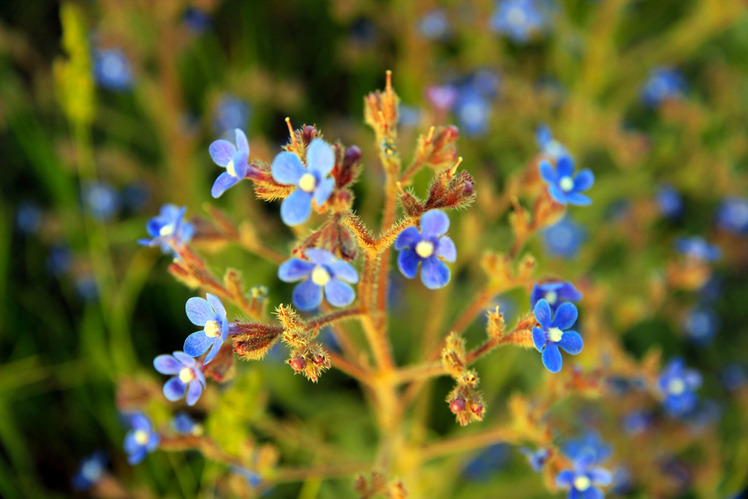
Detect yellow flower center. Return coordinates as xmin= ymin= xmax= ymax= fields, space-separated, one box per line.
xmin=179 ymin=367 xmax=196 ymax=383
xmin=204 ymin=320 xmax=221 ymax=338
xmin=559 ymin=176 xmax=574 ymax=192
xmin=134 ymin=429 xmax=149 ymax=446
xmin=545 ymin=290 xmax=558 ymax=304
xmin=227 ymin=159 xmax=238 ymax=177
xmin=548 ymin=327 xmax=564 ymax=343
xmin=668 ymin=378 xmax=685 ymax=395
xmin=298 ymin=173 xmax=317 ymax=192
xmin=311 ymin=266 xmax=331 ymax=286
xmin=415 ymin=241 xmax=434 ymax=258
xmin=574 ymin=476 xmax=591 ymax=491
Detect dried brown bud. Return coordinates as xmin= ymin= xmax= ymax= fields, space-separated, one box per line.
xmin=424 ymin=168 xmax=476 ymax=211
xmin=399 ymin=185 xmax=423 ymax=218
xmin=413 ymin=125 xmax=460 ymax=172
xmin=232 ymin=322 xmax=283 ymax=361
xmin=364 ymin=71 xmax=399 ymax=141
xmin=333 ymin=144 xmax=362 ymax=188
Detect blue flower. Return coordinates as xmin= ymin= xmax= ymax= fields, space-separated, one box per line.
xmin=454 ymin=86 xmax=490 ymax=136
xmin=490 ymin=0 xmax=548 ymax=43
xmin=418 ymin=8 xmax=450 ymax=40
xmin=716 ymin=197 xmax=748 ymax=234
xmin=556 ymin=455 xmax=612 ymax=499
xmin=139 ymin=204 xmax=194 ymax=256
xmin=47 ymin=243 xmax=72 ymax=277
xmin=209 ymin=128 xmax=251 ymax=198
xmin=532 ymin=299 xmax=583 ymax=373
xmin=683 ymin=307 xmax=718 ymax=345
xmin=15 ymin=201 xmax=42 ymax=235
xmin=75 ymin=274 xmax=98 ymax=302
xmin=93 ymin=48 xmax=133 ymax=91
xmin=519 ymin=447 xmax=550 ymax=472
xmin=719 ymin=364 xmax=747 ymax=392
xmin=675 ymin=237 xmax=721 ymax=262
xmin=278 ymin=249 xmax=359 ymax=311
xmin=462 ymin=443 xmax=511 ymax=481
xmin=172 ymin=412 xmax=200 ymax=435
xmin=183 ymin=294 xmax=230 ymax=364
xmin=542 ymin=216 xmax=586 ymax=259
xmin=622 ymin=410 xmax=652 ymax=434
xmin=394 ymin=210 xmax=457 ymax=289
xmin=426 ymin=84 xmax=458 ymax=111
xmin=641 ymin=67 xmax=685 ymax=107
xmin=656 ymin=184 xmax=683 ymax=219
xmin=562 ymin=431 xmax=612 ymax=465
xmin=232 ymin=467 xmax=262 ymax=488
xmin=539 ymin=155 xmax=594 ymax=206
xmin=530 ymin=281 xmax=582 ymax=313
xmin=123 ymin=412 xmax=159 ymax=465
xmin=271 ymin=138 xmax=336 ymax=226
xmin=536 ymin=125 xmax=569 ymax=160
xmin=82 ymin=181 xmax=120 ymax=220
xmin=122 ymin=182 xmax=150 ymax=212
xmin=72 ymin=451 xmax=106 ymax=490
xmin=182 ymin=7 xmax=212 ymax=33
xmin=154 ymin=351 xmax=206 ymax=406
xmin=213 ymin=95 xmax=250 ymax=134
xmin=657 ymin=358 xmax=702 ymax=417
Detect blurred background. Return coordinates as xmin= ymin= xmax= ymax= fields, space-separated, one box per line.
xmin=2 ymin=0 xmax=748 ymax=497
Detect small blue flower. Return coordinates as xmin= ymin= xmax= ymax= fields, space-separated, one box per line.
xmin=536 ymin=125 xmax=569 ymax=160
xmin=394 ymin=210 xmax=456 ymax=289
xmin=72 ymin=451 xmax=107 ymax=490
xmin=209 ymin=128 xmax=251 ymax=198
xmin=139 ymin=204 xmax=195 ymax=256
xmin=562 ymin=431 xmax=612 ymax=465
xmin=530 ymin=281 xmax=582 ymax=313
xmin=490 ymin=0 xmax=548 ymax=43
xmin=426 ymin=84 xmax=458 ymax=111
xmin=182 ymin=7 xmax=212 ymax=33
xmin=154 ymin=351 xmax=206 ymax=406
xmin=641 ymin=67 xmax=685 ymax=107
xmin=542 ymin=216 xmax=586 ymax=259
xmin=610 ymin=467 xmax=633 ymax=496
xmin=82 ymin=181 xmax=120 ymax=220
xmin=675 ymin=237 xmax=721 ymax=262
xmin=93 ymin=48 xmax=133 ymax=91
xmin=657 ymin=358 xmax=702 ymax=417
xmin=519 ymin=447 xmax=550 ymax=472
xmin=539 ymin=155 xmax=594 ymax=206
xmin=462 ymin=443 xmax=511 ymax=481
xmin=213 ymin=95 xmax=250 ymax=134
xmin=122 ymin=182 xmax=149 ymax=212
xmin=183 ymin=294 xmax=230 ymax=364
xmin=716 ymin=197 xmax=748 ymax=234
xmin=556 ymin=455 xmax=612 ymax=499
xmin=622 ymin=410 xmax=652 ymax=434
xmin=15 ymin=202 xmax=42 ymax=235
xmin=683 ymin=307 xmax=718 ymax=345
xmin=172 ymin=412 xmax=200 ymax=435
xmin=656 ymin=184 xmax=683 ymax=219
xmin=47 ymin=243 xmax=72 ymax=277
xmin=271 ymin=138 xmax=336 ymax=226
xmin=454 ymin=86 xmax=490 ymax=136
xmin=719 ymin=364 xmax=747 ymax=392
xmin=232 ymin=467 xmax=262 ymax=488
xmin=123 ymin=412 xmax=159 ymax=465
xmin=278 ymin=249 xmax=359 ymax=311
xmin=75 ymin=274 xmax=99 ymax=302
xmin=532 ymin=299 xmax=584 ymax=373
xmin=418 ymin=8 xmax=450 ymax=40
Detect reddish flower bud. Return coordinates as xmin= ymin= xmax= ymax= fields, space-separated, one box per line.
xmin=449 ymin=398 xmax=466 ymax=414
xmin=289 ymin=356 xmax=307 ymax=373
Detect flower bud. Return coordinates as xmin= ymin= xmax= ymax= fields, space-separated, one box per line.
xmin=289 ymin=356 xmax=307 ymax=373
xmin=449 ymin=397 xmax=466 ymax=414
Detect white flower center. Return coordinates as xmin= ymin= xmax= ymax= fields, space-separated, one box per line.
xmin=81 ymin=460 xmax=102 ymax=481
xmin=668 ymin=378 xmax=685 ymax=395
xmin=545 ymin=291 xmax=558 ymax=304
xmin=298 ymin=173 xmax=317 ymax=192
xmin=574 ymin=476 xmax=591 ymax=491
xmin=179 ymin=367 xmax=196 ymax=383
xmin=415 ymin=240 xmax=435 ymax=258
xmin=204 ymin=320 xmax=221 ymax=338
xmin=159 ymin=224 xmax=175 ymax=237
xmin=507 ymin=7 xmax=527 ymax=27
xmin=227 ymin=159 xmax=238 ymax=177
xmin=134 ymin=429 xmax=149 ymax=446
xmin=311 ymin=266 xmax=331 ymax=286
xmin=559 ymin=176 xmax=574 ymax=192
xmin=548 ymin=327 xmax=564 ymax=343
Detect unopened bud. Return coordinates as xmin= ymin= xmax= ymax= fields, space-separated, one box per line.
xmin=449 ymin=398 xmax=466 ymax=414
xmin=289 ymin=356 xmax=307 ymax=373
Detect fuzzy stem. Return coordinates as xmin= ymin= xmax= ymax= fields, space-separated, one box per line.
xmin=419 ymin=426 xmax=521 ymax=461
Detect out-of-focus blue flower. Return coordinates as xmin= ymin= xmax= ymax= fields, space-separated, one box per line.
xmin=532 ymin=299 xmax=583 ymax=373
xmin=426 ymin=84 xmax=459 ymax=111
xmin=610 ymin=467 xmax=633 ymax=496
xmin=685 ymin=399 xmax=721 ymax=431
xmin=683 ymin=307 xmax=719 ymax=345
xmin=47 ymin=243 xmax=72 ymax=278
xmin=232 ymin=467 xmax=262 ymax=487
xmin=74 ymin=274 xmax=98 ymax=302
xmin=213 ymin=95 xmax=250 ymax=134
xmin=454 ymin=87 xmax=490 ymax=136
xmin=172 ymin=412 xmax=201 ymax=435
xmin=562 ymin=431 xmax=612 ymax=465
xmin=184 ymin=294 xmax=230 ymax=364
xmin=719 ymin=364 xmax=747 ymax=392
xmin=394 ymin=210 xmax=456 ymax=289
xmin=462 ymin=443 xmax=511 ymax=481
xmin=209 ymin=128 xmax=251 ymax=198
xmin=72 ymin=451 xmax=106 ymax=490
xmin=139 ymin=204 xmax=194 ymax=256
xmin=471 ymin=69 xmax=501 ymax=99
xmin=183 ymin=7 xmax=212 ymax=33
xmin=657 ymin=358 xmax=702 ymax=417
xmin=82 ymin=181 xmax=120 ymax=220
xmin=122 ymin=182 xmax=149 ymax=212
xmin=15 ymin=202 xmax=42 ymax=235
xmin=398 ymin=104 xmax=421 ymax=127
xmin=539 ymin=155 xmax=594 ymax=206
xmin=490 ymin=0 xmax=548 ymax=43
xmin=698 ymin=274 xmax=722 ymax=302
xmin=641 ymin=67 xmax=685 ymax=107
xmin=349 ymin=17 xmax=378 ymax=46
xmin=675 ymin=237 xmax=721 ymax=262
xmin=271 ymin=138 xmax=336 ymax=226
xmin=542 ymin=216 xmax=586 ymax=259
xmin=154 ymin=352 xmax=206 ymax=406
xmin=278 ymin=249 xmax=359 ymax=311
xmin=556 ymin=455 xmax=612 ymax=499
xmin=123 ymin=412 xmax=159 ymax=465
xmin=418 ymin=8 xmax=450 ymax=40
xmin=519 ymin=447 xmax=550 ymax=472
xmin=716 ymin=197 xmax=748 ymax=234
xmin=656 ymin=184 xmax=683 ymax=219
xmin=622 ymin=410 xmax=652 ymax=434
xmin=536 ymin=125 xmax=569 ymax=160
xmin=530 ymin=281 xmax=582 ymax=313
xmin=94 ymin=48 xmax=133 ymax=91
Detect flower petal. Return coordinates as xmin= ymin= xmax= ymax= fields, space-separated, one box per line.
xmin=548 ymin=185 xmax=568 ymax=204
xmin=163 ymin=377 xmax=187 ymax=401
xmin=280 ymin=189 xmax=313 ymax=226
xmin=185 ymin=381 xmax=203 ymax=406
xmin=590 ymin=468 xmax=613 ymax=487
xmin=154 ymin=355 xmax=182 ymax=375
xmin=271 ymin=151 xmax=305 ymax=185
xmin=209 ymin=140 xmax=236 ymax=167
xmin=573 ymin=169 xmax=594 ymax=192
xmin=532 ymin=327 xmax=546 ymax=352
xmin=551 ymin=302 xmax=578 ymax=330
xmin=185 ymin=297 xmax=213 ymax=326
xmin=234 ymin=128 xmax=249 ymax=155
xmin=231 ymin=150 xmax=249 ymax=179
xmin=420 ymin=256 xmax=450 ymax=289
xmin=394 ymin=226 xmax=421 ymax=250
xmin=397 ymin=248 xmax=420 ymax=279
xmin=306 ymin=138 xmax=335 ymax=177
xmin=313 ymin=177 xmax=335 ymax=206
xmin=420 ymin=210 xmax=450 ymax=239
xmin=184 ymin=331 xmax=212 ymax=357
xmin=566 ymin=193 xmax=592 ymax=206
xmin=204 ymin=339 xmax=223 ymax=364
xmin=304 ymin=248 xmax=336 ymax=265
xmin=278 ymin=258 xmax=315 ymax=282
xmin=582 ymin=488 xmax=604 ymax=499
xmin=206 ymin=293 xmax=226 ymax=320
xmin=542 ymin=343 xmax=563 ymax=373
xmin=324 ymin=279 xmax=355 ymax=307
xmin=558 ymin=330 xmax=583 ymax=355
xmin=435 ymin=236 xmax=457 ymax=262
xmin=330 ymin=260 xmax=359 ymax=283
xmin=292 ymin=279 xmax=323 ymax=311
xmin=533 ymin=299 xmax=552 ymax=329
xmin=127 ymin=448 xmax=147 ymax=465
xmin=211 ymin=172 xmax=240 ymax=198
xmin=556 ymin=470 xmax=575 ymax=488
xmin=556 ymin=155 xmax=575 ymax=177
xmin=539 ymin=160 xmax=558 ymax=183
